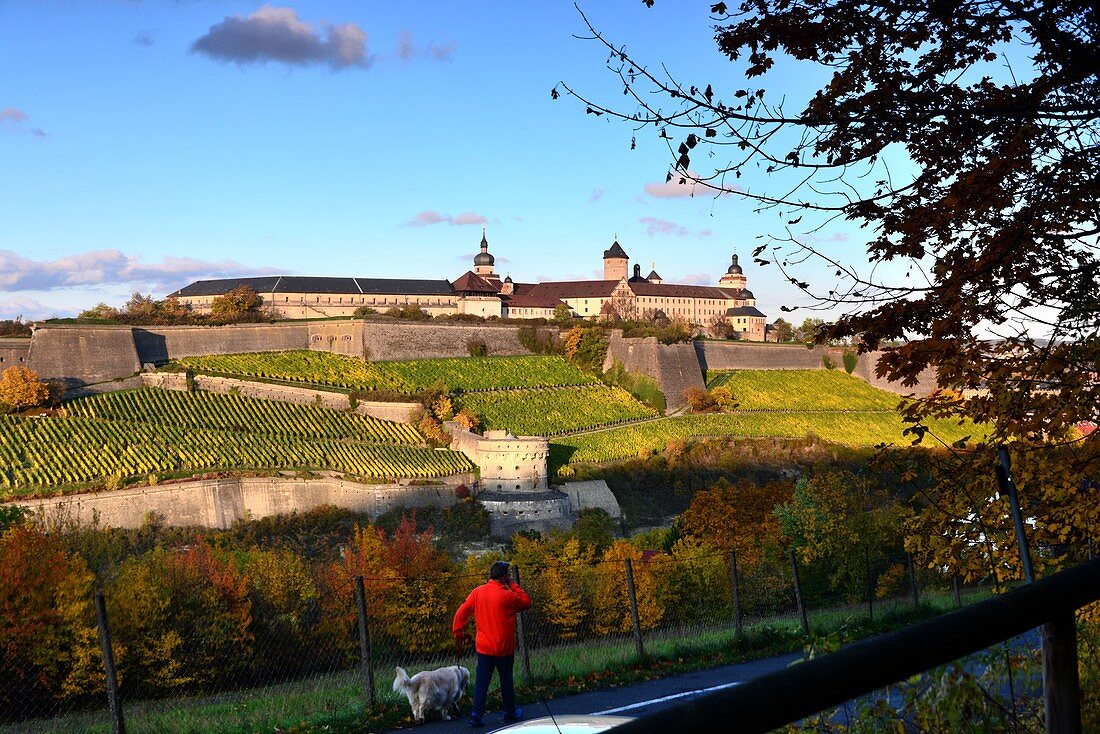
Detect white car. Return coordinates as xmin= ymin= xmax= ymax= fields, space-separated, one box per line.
xmin=489 ymin=715 xmax=634 ymax=734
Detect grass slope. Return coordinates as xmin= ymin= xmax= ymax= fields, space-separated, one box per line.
xmin=706 ymin=369 xmax=902 ymax=411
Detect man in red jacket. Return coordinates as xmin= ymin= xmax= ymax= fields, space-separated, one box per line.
xmin=453 ymin=561 xmax=532 ymax=727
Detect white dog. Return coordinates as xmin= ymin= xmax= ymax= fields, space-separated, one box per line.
xmin=392 ymin=664 xmax=470 ymax=723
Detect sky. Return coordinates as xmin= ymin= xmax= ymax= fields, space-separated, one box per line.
xmin=0 ymin=0 xmax=867 ymax=321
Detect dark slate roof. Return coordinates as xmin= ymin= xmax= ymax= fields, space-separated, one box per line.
xmin=603 ymin=241 xmax=629 ymax=259
xmin=628 ymin=282 xmax=730 ymax=299
xmin=526 ymin=280 xmax=620 ymax=299
xmin=726 ymin=306 xmax=767 ymax=317
xmin=501 ymin=292 xmax=565 ymax=309
xmin=647 ymin=270 xmax=662 ymax=280
xmin=726 ymin=254 xmax=744 ymax=275
xmin=171 ymin=276 xmax=454 ymax=298
xmin=451 ymin=271 xmax=500 ymax=294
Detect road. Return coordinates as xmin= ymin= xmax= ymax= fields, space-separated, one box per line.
xmin=382 ymin=651 xmax=804 ymax=733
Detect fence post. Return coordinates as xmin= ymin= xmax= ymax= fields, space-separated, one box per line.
xmin=728 ymin=550 xmax=743 ymax=639
xmin=624 ymin=558 xmax=646 ymax=659
xmin=512 ymin=564 xmax=533 ymax=680
xmin=907 ymin=553 xmax=921 ymax=608
xmin=94 ymin=591 xmax=125 ymax=734
xmin=788 ymin=549 xmax=809 ymax=636
xmin=354 ymin=576 xmax=376 ymax=709
xmin=864 ymin=547 xmax=874 ymax=622
xmin=1044 ymin=610 xmax=1082 ymax=734
xmin=952 ymin=575 xmax=962 ymax=608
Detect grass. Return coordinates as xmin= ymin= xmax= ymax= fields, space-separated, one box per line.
xmin=706 ymin=369 xmax=903 ymax=411
xmin=6 ymin=588 xmax=990 ymax=734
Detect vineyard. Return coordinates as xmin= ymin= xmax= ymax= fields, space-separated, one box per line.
xmin=0 ymin=390 xmax=475 ymax=496
xmin=172 ymin=352 xmax=597 ymax=393
xmin=705 ymin=369 xmax=903 ymax=411
xmin=551 ymin=412 xmax=980 ymax=468
xmin=456 ymin=385 xmax=660 ymax=436
xmin=66 ymin=389 xmax=421 ymax=444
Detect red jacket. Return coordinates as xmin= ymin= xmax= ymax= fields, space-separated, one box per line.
xmin=453 ymin=579 xmax=532 ymax=656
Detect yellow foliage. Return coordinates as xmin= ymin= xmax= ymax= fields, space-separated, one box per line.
xmin=0 ymin=366 xmax=49 ymax=409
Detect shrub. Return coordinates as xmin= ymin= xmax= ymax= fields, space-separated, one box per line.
xmin=603 ymin=359 xmax=666 ymax=412
xmin=711 ymin=385 xmax=737 ymax=412
xmin=682 ymin=386 xmax=719 ymax=413
xmin=564 ymin=326 xmax=609 ymax=371
xmin=353 ymin=305 xmax=377 ymax=318
xmin=842 ymin=350 xmax=858 ymax=374
xmin=466 ymin=338 xmax=489 ymax=357
xmin=822 ymin=354 xmax=837 ymax=370
xmin=0 ymin=366 xmax=50 ymax=410
xmin=518 ymin=325 xmax=561 ymax=355
xmin=454 ymin=408 xmax=481 ymax=433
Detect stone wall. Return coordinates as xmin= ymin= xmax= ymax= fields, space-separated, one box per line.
xmin=138 ymin=372 xmax=421 ymax=423
xmin=694 ymin=340 xmax=835 ymax=371
xmin=133 ymin=322 xmax=311 ymax=363
xmin=12 ymin=476 xmax=463 ymax=530
xmin=307 ymin=321 xmax=365 ymax=357
xmin=851 ymin=350 xmax=939 ymax=397
xmin=0 ymin=338 xmax=30 ymax=370
xmin=560 ymin=480 xmax=621 ymax=518
xmin=603 ymin=332 xmax=705 ymax=413
xmin=28 ymin=325 xmax=142 ymax=386
xmin=360 ymin=321 xmax=542 ymax=361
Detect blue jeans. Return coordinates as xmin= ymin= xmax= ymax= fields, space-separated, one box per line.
xmin=472 ymin=652 xmax=515 ymax=717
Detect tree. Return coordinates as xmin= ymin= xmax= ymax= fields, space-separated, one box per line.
xmin=210 ymin=285 xmax=264 ymax=321
xmin=0 ymin=366 xmax=50 ymax=410
xmin=560 ymin=1 xmax=1099 ymax=443
xmin=769 ymin=318 xmax=794 ymax=343
xmin=552 ymin=303 xmax=573 ymax=325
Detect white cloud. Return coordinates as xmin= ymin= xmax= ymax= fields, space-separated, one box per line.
xmin=644 ymin=171 xmax=740 ymax=198
xmin=395 ymin=29 xmax=455 ymax=61
xmin=677 ymin=273 xmax=712 ymax=285
xmin=0 ymin=249 xmax=280 ymax=292
xmin=405 ymin=210 xmax=488 ymax=227
xmin=0 ymin=107 xmax=46 ymax=138
xmin=0 ymin=295 xmax=62 ymax=321
xmin=639 ymin=217 xmax=712 ymax=238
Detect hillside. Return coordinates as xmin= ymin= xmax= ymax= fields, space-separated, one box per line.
xmin=0 ymin=389 xmax=473 ymax=497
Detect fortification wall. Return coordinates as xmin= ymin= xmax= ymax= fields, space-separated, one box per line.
xmin=360 ymin=321 xmax=538 ymax=361
xmin=27 ymin=325 xmax=142 ymax=386
xmin=695 ymin=340 xmax=834 ymax=371
xmin=0 ymin=338 xmax=30 ymax=370
xmin=307 ymin=321 xmax=365 ymax=357
xmin=138 ymin=372 xmax=420 ymax=422
xmin=12 ymin=476 xmax=463 ymax=530
xmin=133 ymin=322 xmax=310 ymax=364
xmin=851 ymin=350 xmax=939 ymax=397
xmin=603 ymin=333 xmax=704 ymax=413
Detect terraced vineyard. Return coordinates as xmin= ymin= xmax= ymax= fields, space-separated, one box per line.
xmin=66 ymin=389 xmax=421 ymax=444
xmin=173 ymin=352 xmax=596 ymax=393
xmin=705 ymin=369 xmax=902 ymax=411
xmin=457 ymin=385 xmax=659 ymax=436
xmin=551 ymin=412 xmax=979 ymax=468
xmin=0 ymin=389 xmax=474 ymax=496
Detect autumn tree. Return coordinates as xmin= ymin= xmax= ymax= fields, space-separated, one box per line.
xmin=678 ymin=478 xmax=794 ymax=569
xmin=0 ymin=365 xmax=50 ymax=410
xmin=210 ymin=285 xmax=265 ymax=322
xmin=560 ymin=1 xmax=1098 ymax=443
xmin=769 ymin=318 xmax=794 ymax=343
xmin=563 ymin=0 xmax=1100 ymax=597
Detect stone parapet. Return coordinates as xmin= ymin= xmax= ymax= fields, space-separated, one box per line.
xmin=0 ymin=338 xmax=30 ymax=370
xmin=11 ymin=476 xmax=468 ymax=530
xmin=476 ymin=489 xmax=572 ymax=537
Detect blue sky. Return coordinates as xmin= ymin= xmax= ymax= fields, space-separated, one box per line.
xmin=0 ymin=1 xmax=862 ymax=321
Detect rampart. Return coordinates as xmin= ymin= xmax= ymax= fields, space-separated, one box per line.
xmin=0 ymin=338 xmax=30 ymax=369
xmin=27 ymin=325 xmax=142 ymax=386
xmin=12 ymin=476 xmax=464 ymax=530
xmin=139 ymin=372 xmax=420 ymax=423
xmin=603 ymin=333 xmax=705 ymax=413
xmin=359 ymin=321 xmax=545 ymax=361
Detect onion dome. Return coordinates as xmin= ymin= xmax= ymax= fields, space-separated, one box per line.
xmin=603 ymin=240 xmax=629 ymax=259
xmin=739 ymin=289 xmax=754 ymax=299
xmin=474 ymin=231 xmax=495 ymax=266
xmin=504 ymin=275 xmax=513 ymax=284
xmin=726 ymin=253 xmax=743 ymax=275
xmin=628 ymin=263 xmax=646 ymax=282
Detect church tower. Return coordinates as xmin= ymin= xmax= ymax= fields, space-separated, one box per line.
xmin=603 ymin=239 xmax=629 ymax=281
xmin=718 ymin=253 xmax=748 ymax=291
xmin=473 ymin=230 xmax=500 ymax=284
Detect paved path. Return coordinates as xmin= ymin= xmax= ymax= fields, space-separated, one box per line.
xmin=382 ymin=652 xmax=804 ymax=733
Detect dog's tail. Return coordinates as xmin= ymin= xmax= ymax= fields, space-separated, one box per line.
xmin=392 ymin=666 xmax=412 ymax=694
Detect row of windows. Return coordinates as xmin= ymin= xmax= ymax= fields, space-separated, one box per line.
xmin=0 ymin=355 xmax=26 ymax=363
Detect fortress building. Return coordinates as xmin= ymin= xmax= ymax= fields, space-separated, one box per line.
xmin=172 ymin=234 xmax=767 ymax=339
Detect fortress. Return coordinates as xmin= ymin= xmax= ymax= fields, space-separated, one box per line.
xmin=170 ymin=234 xmax=769 ymax=340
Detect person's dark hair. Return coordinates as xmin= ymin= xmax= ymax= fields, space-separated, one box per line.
xmin=489 ymin=561 xmax=510 ymax=581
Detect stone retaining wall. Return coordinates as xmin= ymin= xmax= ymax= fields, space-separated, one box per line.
xmin=0 ymin=338 xmax=30 ymax=370
xmin=12 ymin=476 xmax=466 ymax=530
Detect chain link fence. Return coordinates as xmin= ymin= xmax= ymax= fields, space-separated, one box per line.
xmin=1 ymin=544 xmax=981 ymax=734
